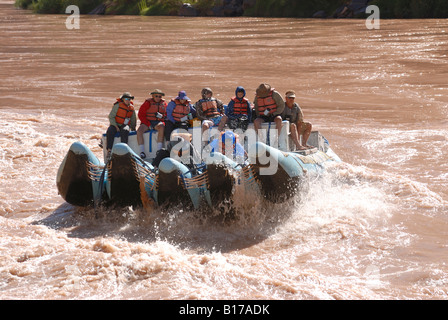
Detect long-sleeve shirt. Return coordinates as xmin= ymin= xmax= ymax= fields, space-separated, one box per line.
xmin=138 ymin=99 xmax=167 ymax=126
xmin=108 ymin=102 xmax=137 ymax=130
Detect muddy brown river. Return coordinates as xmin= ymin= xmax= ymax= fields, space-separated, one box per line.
xmin=0 ymin=0 xmax=447 ymax=299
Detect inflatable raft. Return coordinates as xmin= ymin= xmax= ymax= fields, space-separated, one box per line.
xmin=56 ymin=121 xmax=340 ymax=210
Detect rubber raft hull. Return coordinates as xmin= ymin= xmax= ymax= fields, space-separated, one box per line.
xmin=57 ymin=139 xmax=340 ymax=208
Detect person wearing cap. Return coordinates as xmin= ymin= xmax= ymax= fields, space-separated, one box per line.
xmin=253 ymin=83 xmax=285 ymax=138
xmin=136 ymin=89 xmax=168 ymax=158
xmin=165 ymin=90 xmax=196 ymax=141
xmin=105 ymin=92 xmax=137 ymax=159
xmin=226 ymin=86 xmax=252 ymax=131
xmin=282 ymin=90 xmax=313 ymax=150
xmin=195 ymin=87 xmax=227 ymax=132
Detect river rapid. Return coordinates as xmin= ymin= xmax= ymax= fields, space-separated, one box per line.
xmin=1 ymin=1 xmax=447 ymax=300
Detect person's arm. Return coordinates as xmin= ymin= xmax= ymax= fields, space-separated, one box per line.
xmin=247 ymin=101 xmax=253 ymax=122
xmin=166 ymin=101 xmax=175 ymax=123
xmin=217 ymin=99 xmax=225 ymax=115
xmin=189 ymin=103 xmax=197 ymax=119
xmin=130 ymin=109 xmax=137 ymax=131
xmin=295 ymin=104 xmax=304 ymax=124
xmin=253 ymin=97 xmax=260 ymax=117
xmin=226 ymin=100 xmax=235 ymax=118
xmin=161 ymin=101 xmax=168 ymax=119
xmin=109 ymin=103 xmax=119 ymax=128
xmin=272 ymin=91 xmax=285 ymax=115
xmin=138 ymin=100 xmax=150 ymax=126
xmin=195 ymin=101 xmax=207 ymax=120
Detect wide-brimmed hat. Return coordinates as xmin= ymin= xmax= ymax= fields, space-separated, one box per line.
xmin=151 ymin=89 xmax=165 ymax=96
xmin=120 ymin=92 xmax=134 ymax=99
xmin=256 ymin=83 xmax=271 ymax=97
xmin=176 ymin=90 xmax=190 ymax=101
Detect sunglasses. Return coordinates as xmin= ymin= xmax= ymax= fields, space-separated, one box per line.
xmin=123 ymin=98 xmax=132 ymax=101
xmin=154 ymin=95 xmax=162 ymax=98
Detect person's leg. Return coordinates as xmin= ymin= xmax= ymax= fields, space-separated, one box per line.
xmin=154 ymin=122 xmax=165 ymax=150
xmin=298 ymin=121 xmax=313 ymax=148
xmin=274 ymin=115 xmax=283 ymax=140
xmin=164 ymin=121 xmax=175 ymax=141
xmin=254 ymin=117 xmax=264 ymax=133
xmin=137 ymin=123 xmax=149 ymax=152
xmin=119 ymin=125 xmax=130 ymax=144
xmin=290 ymin=123 xmax=304 ymax=150
xmin=218 ymin=115 xmax=228 ymax=131
xmin=106 ymin=125 xmax=117 ymax=151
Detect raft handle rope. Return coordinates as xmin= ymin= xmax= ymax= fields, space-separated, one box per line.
xmin=179 ymin=171 xmax=209 ymax=190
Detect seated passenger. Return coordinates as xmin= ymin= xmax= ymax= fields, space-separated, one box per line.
xmin=282 ymin=90 xmax=312 ymax=150
xmin=253 ymin=83 xmax=284 ymax=138
xmin=105 ymin=92 xmax=136 ymax=159
xmin=195 ymin=87 xmax=227 ymax=132
xmin=165 ymin=91 xmax=196 ymax=141
xmin=226 ymin=86 xmax=252 ymax=131
xmin=137 ymin=89 xmax=167 ymax=158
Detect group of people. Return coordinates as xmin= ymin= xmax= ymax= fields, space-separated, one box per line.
xmin=105 ymin=83 xmax=313 ymax=160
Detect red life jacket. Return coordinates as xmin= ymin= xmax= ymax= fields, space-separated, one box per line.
xmin=200 ymin=99 xmax=220 ymax=118
xmin=114 ymin=99 xmax=134 ymax=125
xmin=257 ymin=90 xmax=277 ymax=115
xmin=231 ymin=96 xmax=249 ymax=115
xmin=145 ymin=98 xmax=167 ymax=121
xmin=171 ymin=99 xmax=190 ymax=122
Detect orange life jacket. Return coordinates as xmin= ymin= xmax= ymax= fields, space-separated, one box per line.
xmin=114 ymin=99 xmax=135 ymax=125
xmin=171 ymin=99 xmax=190 ymax=122
xmin=231 ymin=97 xmax=249 ymax=115
xmin=146 ymin=98 xmax=167 ymax=121
xmin=200 ymin=99 xmax=220 ymax=118
xmin=257 ymin=90 xmax=277 ymax=115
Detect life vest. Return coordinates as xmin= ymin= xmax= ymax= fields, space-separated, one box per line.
xmin=231 ymin=97 xmax=249 ymax=115
xmin=146 ymin=98 xmax=167 ymax=121
xmin=200 ymin=99 xmax=220 ymax=118
xmin=114 ymin=99 xmax=134 ymax=125
xmin=257 ymin=90 xmax=277 ymax=115
xmin=171 ymin=99 xmax=190 ymax=122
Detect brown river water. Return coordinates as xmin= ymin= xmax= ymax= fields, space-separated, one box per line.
xmin=1 ymin=0 xmax=447 ymax=300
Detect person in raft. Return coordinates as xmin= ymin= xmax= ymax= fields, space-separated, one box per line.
xmin=165 ymin=90 xmax=196 ymax=141
xmin=208 ymin=130 xmax=246 ymax=164
xmin=226 ymin=86 xmax=252 ymax=131
xmin=105 ymin=92 xmax=137 ymax=159
xmin=282 ymin=90 xmax=313 ymax=150
xmin=136 ymin=89 xmax=167 ymax=159
xmin=253 ymin=83 xmax=285 ymax=138
xmin=195 ymin=87 xmax=227 ymax=133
